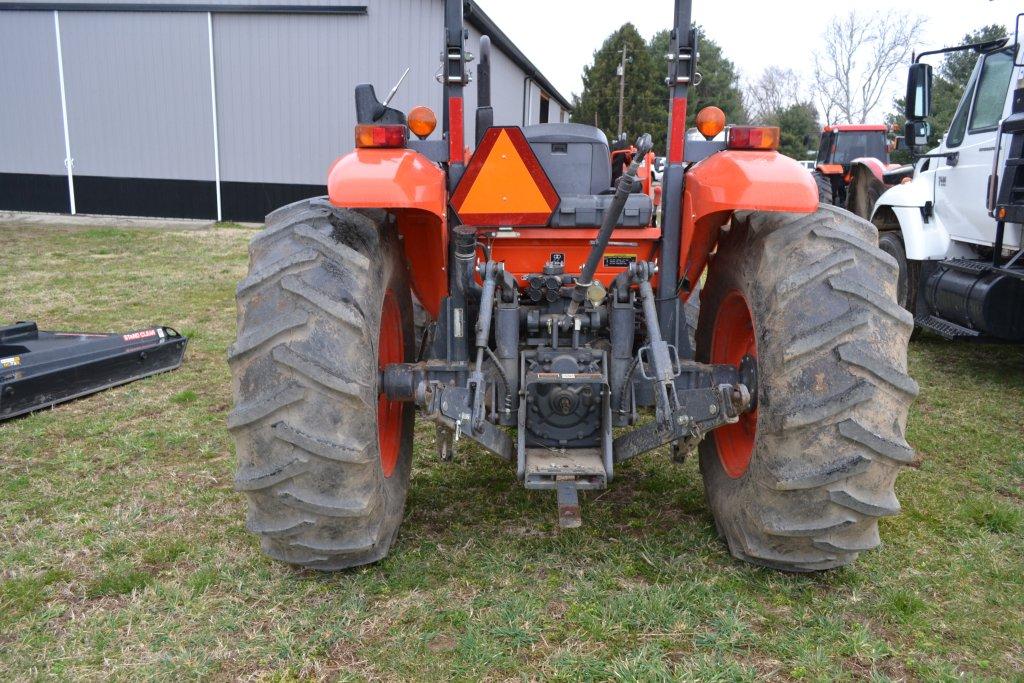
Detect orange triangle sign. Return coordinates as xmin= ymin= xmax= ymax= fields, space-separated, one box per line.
xmin=451 ymin=127 xmax=560 ymax=226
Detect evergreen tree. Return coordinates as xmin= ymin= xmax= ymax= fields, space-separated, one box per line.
xmin=773 ymin=102 xmax=820 ymax=160
xmin=681 ymin=28 xmax=747 ymax=130
xmin=574 ymin=25 xmax=746 ymax=155
xmin=742 ymin=66 xmax=818 ymax=160
xmin=573 ymin=24 xmax=662 ymax=146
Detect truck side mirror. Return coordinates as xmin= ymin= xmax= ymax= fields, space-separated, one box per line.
xmin=904 ymin=119 xmax=931 ymax=149
xmin=904 ymin=63 xmax=932 ymax=120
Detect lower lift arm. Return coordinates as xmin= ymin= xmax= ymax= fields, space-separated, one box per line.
xmin=612 ymin=261 xmax=754 ymax=462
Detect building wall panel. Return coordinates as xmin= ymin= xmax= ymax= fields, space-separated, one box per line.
xmin=213 ymin=0 xmax=443 ymax=185
xmin=58 ymin=11 xmax=215 ymax=180
xmin=0 ymin=0 xmax=572 ymax=219
xmin=0 ymin=11 xmax=66 ymax=175
xmin=464 ymin=23 xmax=530 ymax=137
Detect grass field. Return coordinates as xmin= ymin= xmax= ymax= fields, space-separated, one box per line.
xmin=1 ymin=222 xmax=1023 ymax=680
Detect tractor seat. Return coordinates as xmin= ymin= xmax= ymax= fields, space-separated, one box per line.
xmin=524 ymin=123 xmax=654 ymax=228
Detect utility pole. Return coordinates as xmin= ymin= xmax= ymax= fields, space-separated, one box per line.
xmin=616 ymin=45 xmax=627 ymax=138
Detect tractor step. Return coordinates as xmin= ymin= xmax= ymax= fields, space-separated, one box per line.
xmin=523 ymin=447 xmax=606 ymax=490
xmin=915 ymin=315 xmax=981 ymax=341
xmin=0 ymin=321 xmax=188 ymax=421
xmin=943 ymin=258 xmax=994 ymax=275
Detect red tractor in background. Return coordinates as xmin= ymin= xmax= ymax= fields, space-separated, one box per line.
xmin=812 ymin=124 xmax=908 ymax=217
xmin=227 ymin=0 xmax=917 ymax=573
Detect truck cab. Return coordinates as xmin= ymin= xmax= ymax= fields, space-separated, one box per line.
xmin=930 ymin=45 xmax=1019 ymax=250
xmin=872 ymin=29 xmax=1024 ymax=341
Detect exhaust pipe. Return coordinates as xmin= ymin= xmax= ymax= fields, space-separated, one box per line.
xmin=475 ymin=35 xmax=493 ymax=147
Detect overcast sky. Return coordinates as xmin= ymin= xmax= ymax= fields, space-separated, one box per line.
xmin=476 ymin=0 xmax=1021 ymax=119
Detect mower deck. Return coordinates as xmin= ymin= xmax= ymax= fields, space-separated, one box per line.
xmin=0 ymin=321 xmax=188 ymax=421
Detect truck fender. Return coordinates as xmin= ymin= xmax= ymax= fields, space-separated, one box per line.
xmin=871 ymin=173 xmax=933 ymax=210
xmin=871 ymin=178 xmax=950 ymax=260
xmin=327 ymin=148 xmax=448 ymax=318
xmin=679 ymin=150 xmax=818 ymax=298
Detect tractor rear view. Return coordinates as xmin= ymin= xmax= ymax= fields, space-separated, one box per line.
xmin=812 ymin=124 xmax=902 ymax=212
xmin=228 ymin=0 xmax=917 ymax=572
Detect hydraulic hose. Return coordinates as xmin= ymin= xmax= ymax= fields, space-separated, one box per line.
xmin=564 ymin=133 xmax=653 ymax=323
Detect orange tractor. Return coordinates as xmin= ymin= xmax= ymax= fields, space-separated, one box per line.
xmin=228 ymin=0 xmax=917 ymax=572
xmin=811 ymin=124 xmax=906 ymax=216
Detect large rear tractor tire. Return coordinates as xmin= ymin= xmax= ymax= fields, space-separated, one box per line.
xmin=846 ymin=167 xmax=886 ymax=221
xmin=228 ymin=198 xmax=414 ymax=571
xmin=812 ymin=170 xmax=834 ymax=206
xmin=696 ymin=204 xmax=918 ymax=571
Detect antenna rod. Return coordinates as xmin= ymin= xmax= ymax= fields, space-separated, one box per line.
xmin=382 ymin=67 xmax=410 ymax=107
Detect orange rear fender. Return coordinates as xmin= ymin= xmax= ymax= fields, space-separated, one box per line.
xmin=327 ymin=148 xmax=448 ymax=319
xmin=328 ymin=148 xmax=447 ymax=217
xmin=680 ymin=150 xmax=818 ymax=299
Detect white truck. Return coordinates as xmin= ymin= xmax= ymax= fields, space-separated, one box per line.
xmin=868 ymin=21 xmax=1024 ymax=342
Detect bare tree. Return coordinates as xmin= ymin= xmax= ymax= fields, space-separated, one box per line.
xmin=812 ymin=11 xmax=924 ymax=124
xmin=746 ymin=66 xmax=803 ymax=124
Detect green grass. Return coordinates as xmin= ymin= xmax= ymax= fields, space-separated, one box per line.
xmin=1 ymin=223 xmax=1022 ymax=679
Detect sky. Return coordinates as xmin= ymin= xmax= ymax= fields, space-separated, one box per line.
xmin=475 ymin=0 xmax=1021 ymax=119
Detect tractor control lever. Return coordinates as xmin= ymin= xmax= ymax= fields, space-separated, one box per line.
xmin=564 ymin=133 xmax=653 ymax=325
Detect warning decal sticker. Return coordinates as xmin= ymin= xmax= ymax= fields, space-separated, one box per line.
xmin=603 ymin=253 xmax=637 ymax=267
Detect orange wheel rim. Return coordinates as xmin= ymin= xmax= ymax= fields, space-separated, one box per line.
xmin=377 ymin=291 xmax=403 ymax=478
xmin=710 ymin=289 xmax=757 ymax=478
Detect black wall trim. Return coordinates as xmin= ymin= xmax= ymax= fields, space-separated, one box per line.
xmin=74 ymin=176 xmax=217 ymax=219
xmin=221 ymin=181 xmax=326 ymax=222
xmin=0 ymin=173 xmax=70 ymax=214
xmin=0 ymin=3 xmax=367 ymax=14
xmin=0 ymin=172 xmax=327 ymax=222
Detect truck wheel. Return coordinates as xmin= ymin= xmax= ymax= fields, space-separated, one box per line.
xmin=228 ymin=198 xmax=414 ymax=571
xmin=877 ymin=231 xmax=918 ymax=315
xmin=696 ymin=205 xmax=918 ymax=571
xmin=812 ymin=170 xmax=834 ymax=206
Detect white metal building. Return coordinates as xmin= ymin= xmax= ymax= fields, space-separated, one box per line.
xmin=0 ymin=0 xmax=571 ymax=220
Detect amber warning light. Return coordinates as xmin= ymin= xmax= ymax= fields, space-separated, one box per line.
xmin=696 ymin=106 xmax=726 ymax=139
xmin=408 ymin=106 xmax=437 ymax=139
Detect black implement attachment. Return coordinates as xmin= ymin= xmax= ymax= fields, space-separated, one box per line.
xmin=0 ymin=321 xmax=188 ymax=421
